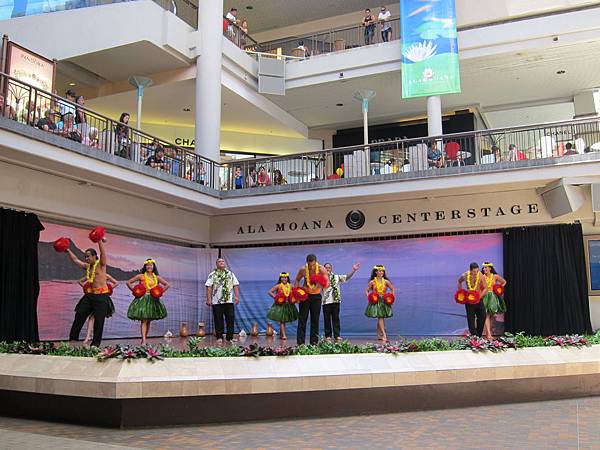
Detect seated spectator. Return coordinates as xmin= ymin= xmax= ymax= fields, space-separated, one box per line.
xmin=0 ymin=94 xmax=16 ymax=120
xmin=427 ymin=140 xmax=444 ymax=168
xmin=257 ymin=166 xmax=271 ymax=186
xmin=234 ymin=167 xmax=244 ymax=189
xmin=83 ymin=127 xmax=100 ymax=148
xmin=37 ymin=109 xmax=58 ymax=132
xmin=145 ymin=147 xmax=169 ymax=171
xmin=563 ymin=142 xmax=578 ymax=156
xmin=57 ymin=112 xmax=82 ymax=142
xmin=246 ymin=168 xmax=257 ymax=187
xmin=272 ymin=169 xmax=287 ymax=185
xmin=507 ymin=144 xmax=526 ymax=161
xmin=114 ymin=112 xmax=131 ymax=158
xmin=20 ymin=100 xmax=39 ymax=126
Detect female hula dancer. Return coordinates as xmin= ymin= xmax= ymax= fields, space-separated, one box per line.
xmin=126 ymin=258 xmax=171 ymax=345
xmin=481 ymin=262 xmax=507 ymax=339
xmin=77 ymin=273 xmax=118 ymax=345
xmin=365 ymin=265 xmax=395 ymax=342
xmin=266 ymin=272 xmax=299 ymax=340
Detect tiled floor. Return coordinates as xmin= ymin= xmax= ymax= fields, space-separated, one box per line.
xmin=1 ymin=397 xmax=599 ymax=449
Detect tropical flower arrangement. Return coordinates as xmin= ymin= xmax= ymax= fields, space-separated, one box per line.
xmin=0 ymin=331 xmax=598 ymax=362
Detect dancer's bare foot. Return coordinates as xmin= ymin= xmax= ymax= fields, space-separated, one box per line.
xmin=216 ymin=338 xmax=223 ymax=344
xmin=83 ymin=338 xmax=91 ymax=346
xmin=335 ymin=337 xmax=343 ymax=342
xmin=325 ymin=337 xmax=332 ymax=342
xmin=141 ymin=340 xmax=147 ymax=346
xmin=280 ymin=334 xmax=287 ymax=340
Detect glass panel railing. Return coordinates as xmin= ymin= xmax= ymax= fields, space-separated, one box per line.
xmin=0 ymin=0 xmax=196 ymax=28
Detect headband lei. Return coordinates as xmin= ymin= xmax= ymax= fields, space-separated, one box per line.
xmin=374 ymin=265 xmax=385 ymax=271
xmin=144 ymin=259 xmax=156 ymax=265
xmin=280 ymin=272 xmax=290 ymax=277
xmin=483 ymin=263 xmax=493 ymax=267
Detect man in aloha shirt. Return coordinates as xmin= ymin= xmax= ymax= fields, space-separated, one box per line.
xmin=205 ymin=258 xmax=240 ymax=343
xmin=322 ymin=262 xmax=360 ymax=341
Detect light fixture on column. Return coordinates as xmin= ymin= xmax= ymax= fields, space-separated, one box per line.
xmin=128 ymin=76 xmax=153 ymax=130
xmin=353 ymin=89 xmax=376 ymax=177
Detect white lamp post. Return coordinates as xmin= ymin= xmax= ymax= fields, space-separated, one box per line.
xmin=128 ymin=76 xmax=153 ymax=130
xmin=353 ymin=89 xmax=376 ymax=176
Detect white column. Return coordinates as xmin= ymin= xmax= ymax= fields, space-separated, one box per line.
xmin=195 ymin=0 xmax=223 ymax=161
xmin=427 ymin=95 xmax=442 ymax=136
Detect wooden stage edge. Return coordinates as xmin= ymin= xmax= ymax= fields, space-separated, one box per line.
xmin=1 ymin=346 xmax=600 ymax=428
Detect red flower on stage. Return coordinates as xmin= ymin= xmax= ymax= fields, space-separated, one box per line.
xmin=132 ymin=283 xmax=146 ymax=298
xmin=466 ymin=290 xmax=481 ymax=304
xmin=383 ymin=292 xmax=395 ymax=305
xmin=53 ymin=237 xmax=70 ymax=253
xmin=274 ymin=293 xmax=286 ymax=305
xmin=291 ymin=287 xmax=308 ymax=302
xmin=368 ymin=292 xmax=379 ymax=304
xmin=150 ymin=285 xmax=164 ymax=299
xmin=493 ymin=285 xmax=504 ymax=297
xmin=88 ymin=226 xmax=106 ymax=243
xmin=454 ymin=289 xmax=468 ymax=304
xmin=82 ymin=282 xmax=93 ymax=295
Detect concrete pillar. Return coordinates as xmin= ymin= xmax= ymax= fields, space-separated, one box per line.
xmin=195 ymin=0 xmax=223 ymax=161
xmin=427 ymin=96 xmax=443 ymax=136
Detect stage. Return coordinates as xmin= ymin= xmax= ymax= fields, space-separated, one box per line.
xmin=1 ymin=344 xmax=600 ymax=428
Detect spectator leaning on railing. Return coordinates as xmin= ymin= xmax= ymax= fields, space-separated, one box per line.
xmin=225 ymin=7 xmax=239 ymax=36
xmin=57 ymin=112 xmax=82 ymax=142
xmin=362 ymin=8 xmax=376 ymax=45
xmin=145 ymin=146 xmax=169 ymax=171
xmin=378 ymin=5 xmax=392 ymax=42
xmin=75 ymin=95 xmax=86 ymax=125
xmin=115 ymin=112 xmax=131 ymax=158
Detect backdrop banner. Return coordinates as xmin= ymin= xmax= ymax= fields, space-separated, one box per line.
xmin=400 ymin=0 xmax=461 ymax=98
xmin=38 ymin=222 xmax=217 ymax=341
xmin=223 ymin=233 xmax=504 ymax=336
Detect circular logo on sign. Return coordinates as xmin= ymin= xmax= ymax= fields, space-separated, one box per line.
xmin=346 ymin=210 xmax=365 ymax=230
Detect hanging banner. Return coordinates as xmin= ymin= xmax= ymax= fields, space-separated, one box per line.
xmin=400 ymin=0 xmax=461 ymax=99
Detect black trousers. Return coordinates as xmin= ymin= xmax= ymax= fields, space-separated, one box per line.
xmin=69 ymin=294 xmax=110 ymax=347
xmin=323 ymin=303 xmax=341 ymax=339
xmin=465 ymin=302 xmax=485 ymax=337
xmin=213 ymin=303 xmax=235 ymax=340
xmin=297 ymin=294 xmax=322 ymax=345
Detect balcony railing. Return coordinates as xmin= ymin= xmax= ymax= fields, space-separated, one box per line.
xmin=221 ymin=118 xmax=600 ymax=190
xmin=2 ymin=73 xmax=599 ymax=194
xmin=1 ymin=73 xmax=219 ymax=188
xmin=257 ymin=17 xmax=401 ymax=58
xmin=223 ymin=15 xmax=260 ymax=51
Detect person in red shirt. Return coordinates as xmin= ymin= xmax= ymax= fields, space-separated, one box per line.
xmin=507 ymin=144 xmax=526 ymax=161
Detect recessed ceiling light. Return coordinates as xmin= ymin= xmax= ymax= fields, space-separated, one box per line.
xmin=183 ymin=108 xmax=191 ymax=112
xmin=246 ymin=5 xmax=253 ymax=9
xmin=556 ymin=70 xmax=566 ymax=75
xmin=336 ymin=103 xmax=344 ymax=107
xmin=68 ymin=82 xmax=76 ymax=86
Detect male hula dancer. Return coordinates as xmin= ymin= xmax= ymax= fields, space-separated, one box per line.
xmin=66 ymin=238 xmax=111 ymax=347
xmin=205 ymin=258 xmax=240 ymax=343
xmin=322 ymin=262 xmax=360 ymax=341
xmin=457 ymin=262 xmax=488 ymax=337
xmin=294 ymin=254 xmax=329 ymax=345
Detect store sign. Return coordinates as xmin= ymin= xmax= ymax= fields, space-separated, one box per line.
xmin=400 ymin=0 xmax=461 ymax=98
xmin=7 ymin=42 xmax=55 ymax=92
xmin=211 ymin=189 xmax=590 ymax=244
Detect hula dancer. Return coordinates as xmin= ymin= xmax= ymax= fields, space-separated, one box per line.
xmin=322 ymin=262 xmax=360 ymax=341
xmin=66 ymin=238 xmax=112 ymax=347
xmin=77 ymin=274 xmax=118 ymax=345
xmin=126 ymin=259 xmax=170 ymax=346
xmin=364 ymin=265 xmax=395 ymax=342
xmin=481 ymin=262 xmax=507 ymax=339
xmin=457 ymin=262 xmax=488 ymax=337
xmin=294 ymin=254 xmax=329 ymax=345
xmin=266 ymin=272 xmax=299 ymax=340
xmin=205 ymin=258 xmax=240 ymax=343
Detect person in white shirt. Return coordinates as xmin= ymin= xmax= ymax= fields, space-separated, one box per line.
xmin=322 ymin=262 xmax=360 ymax=341
xmin=225 ymin=8 xmax=238 ymax=36
xmin=205 ymin=258 xmax=240 ymax=343
xmin=378 ymin=5 xmax=392 ymax=42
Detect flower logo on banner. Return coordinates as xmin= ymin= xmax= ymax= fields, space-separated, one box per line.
xmin=403 ymin=41 xmax=437 ymax=62
xmin=422 ymin=68 xmax=434 ymax=81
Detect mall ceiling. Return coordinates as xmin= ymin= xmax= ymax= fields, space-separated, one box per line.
xmin=223 ymin=0 xmax=379 ymax=33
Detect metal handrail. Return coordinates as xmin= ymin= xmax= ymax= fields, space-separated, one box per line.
xmin=1 ymin=72 xmax=221 ymax=189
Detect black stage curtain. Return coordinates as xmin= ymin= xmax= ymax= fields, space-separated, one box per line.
xmin=503 ymin=223 xmax=593 ymax=335
xmin=0 ymin=208 xmax=44 ymax=342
